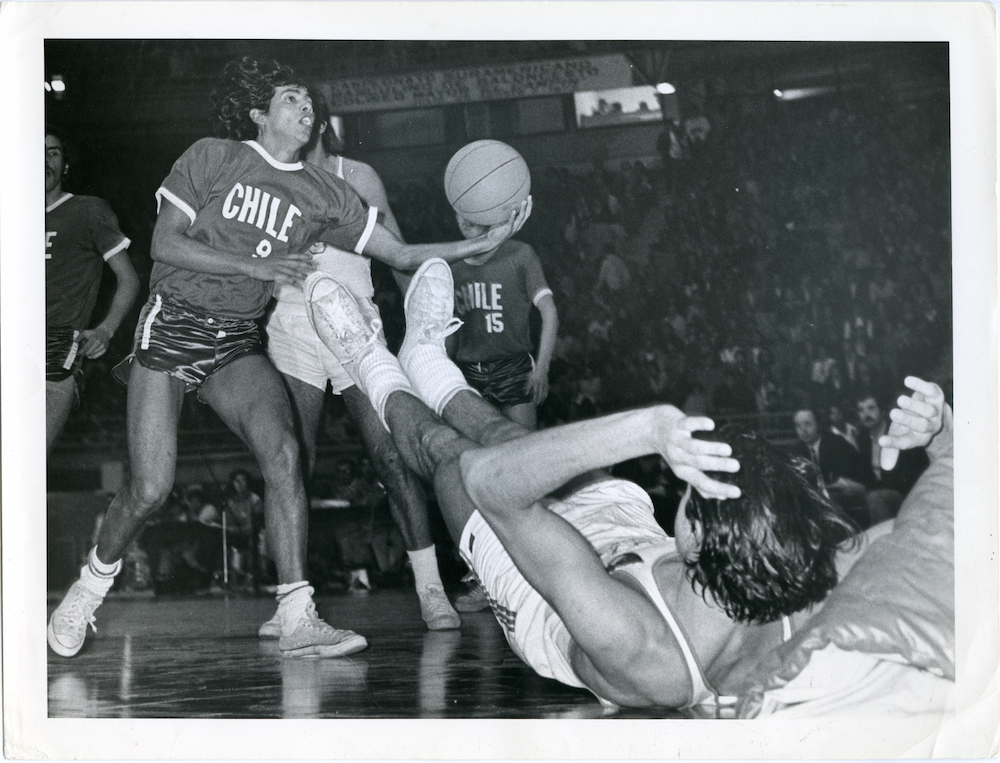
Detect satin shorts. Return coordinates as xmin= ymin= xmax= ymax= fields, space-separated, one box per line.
xmin=113 ymin=294 xmax=263 ymax=391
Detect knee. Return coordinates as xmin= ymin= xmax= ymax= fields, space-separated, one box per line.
xmin=416 ymin=424 xmax=465 ymax=477
xmin=125 ymin=477 xmax=173 ymax=517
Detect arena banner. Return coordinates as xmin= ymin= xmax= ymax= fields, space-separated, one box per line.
xmin=320 ymin=54 xmax=634 ymax=113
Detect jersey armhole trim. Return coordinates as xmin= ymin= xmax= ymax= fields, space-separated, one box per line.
xmin=354 ymin=207 xmax=379 ymax=254
xmin=102 ymin=238 xmax=132 ymax=261
xmin=155 ymin=187 xmax=197 ymax=225
xmin=532 ymin=288 xmax=554 ymax=306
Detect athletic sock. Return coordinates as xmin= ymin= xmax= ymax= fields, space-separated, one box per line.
xmin=407 ymin=545 xmax=445 ymax=592
xmin=79 ymin=546 xmax=122 ymax=597
xmin=275 ymin=581 xmax=315 ymax=627
xmin=403 ymin=343 xmax=478 ymax=416
xmin=355 ymin=344 xmax=414 ymax=429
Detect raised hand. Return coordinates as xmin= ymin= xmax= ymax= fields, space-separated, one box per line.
xmin=878 ymin=376 xmax=945 ymax=471
xmin=655 ymin=408 xmax=741 ymax=500
xmin=486 ymin=196 xmax=533 ymax=247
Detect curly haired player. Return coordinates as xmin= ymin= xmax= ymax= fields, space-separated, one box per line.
xmin=301 ymin=257 xmax=948 ymax=711
xmin=261 ymin=90 xmax=461 ymax=634
xmin=47 ymin=57 xmax=529 ymax=660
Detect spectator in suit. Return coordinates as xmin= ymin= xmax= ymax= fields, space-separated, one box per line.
xmin=855 ymin=392 xmax=930 ymax=524
xmin=793 ymin=408 xmax=873 ymax=522
xmin=827 ymin=403 xmax=860 ymax=450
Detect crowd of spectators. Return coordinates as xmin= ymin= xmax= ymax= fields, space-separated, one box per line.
xmin=382 ymin=89 xmax=952 ymax=429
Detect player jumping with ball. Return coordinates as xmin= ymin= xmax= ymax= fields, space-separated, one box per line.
xmin=301 ymin=256 xmax=951 ymax=710
xmin=47 ymin=56 xmax=529 ymax=661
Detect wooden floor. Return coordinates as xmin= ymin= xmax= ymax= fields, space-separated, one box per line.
xmin=47 ymin=585 xmax=688 ymax=720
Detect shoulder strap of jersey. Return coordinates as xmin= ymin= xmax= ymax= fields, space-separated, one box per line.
xmin=607 ymin=543 xmax=733 ymax=710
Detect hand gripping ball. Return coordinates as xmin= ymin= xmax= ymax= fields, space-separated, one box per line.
xmin=444 ymin=140 xmax=531 ymax=226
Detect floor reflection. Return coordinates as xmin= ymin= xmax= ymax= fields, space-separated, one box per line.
xmin=47 ymin=589 xmax=686 ymax=719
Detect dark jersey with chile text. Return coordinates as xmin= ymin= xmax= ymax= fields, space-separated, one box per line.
xmin=152 ymin=138 xmax=378 ymax=320
xmin=46 ymin=193 xmax=131 ymax=329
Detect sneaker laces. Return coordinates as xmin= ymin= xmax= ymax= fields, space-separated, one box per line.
xmin=309 ymin=281 xmax=383 ymax=364
xmin=407 ymin=271 xmax=462 ymax=343
xmin=294 ymin=600 xmax=325 ymax=630
xmin=425 ymin=316 xmax=463 ymax=342
xmin=60 ymin=585 xmax=99 ymax=635
xmin=340 ymin=316 xmax=384 ymax=365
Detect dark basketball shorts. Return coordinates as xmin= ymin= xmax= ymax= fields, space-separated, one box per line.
xmin=46 ymin=327 xmax=80 ymax=382
xmin=113 ymin=294 xmax=264 ymax=393
xmin=458 ymin=354 xmax=534 ymax=409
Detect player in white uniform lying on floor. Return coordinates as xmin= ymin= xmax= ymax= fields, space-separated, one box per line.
xmin=302 ymin=257 xmax=947 ymax=711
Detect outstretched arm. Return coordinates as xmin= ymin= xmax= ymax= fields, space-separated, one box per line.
xmin=363 ymin=197 xmax=532 ymax=271
xmin=461 ymin=404 xmax=740 ymax=511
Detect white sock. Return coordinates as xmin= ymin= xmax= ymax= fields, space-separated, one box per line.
xmin=403 ymin=343 xmax=478 ymax=416
xmin=407 ymin=546 xmax=445 ymax=592
xmin=355 ymin=345 xmax=414 ymax=429
xmin=275 ymin=581 xmax=314 ymax=625
xmin=79 ymin=546 xmax=122 ymax=597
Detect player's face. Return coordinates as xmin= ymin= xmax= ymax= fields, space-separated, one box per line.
xmin=258 ymin=85 xmax=314 ymax=149
xmin=673 ymin=485 xmax=701 ymax=562
xmin=456 ymin=214 xmax=489 ymax=240
xmin=45 ymin=134 xmax=65 ymax=193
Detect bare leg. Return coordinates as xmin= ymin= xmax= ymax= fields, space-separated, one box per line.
xmin=439 ymin=390 xmax=531 ymax=447
xmin=343 ymin=385 xmax=433 ymax=552
xmin=204 ymin=354 xmax=367 ymax=656
xmin=502 ymin=401 xmax=537 ymax=431
xmin=96 ymin=364 xmax=187 ymax=563
xmin=281 ymin=373 xmax=326 ymax=479
xmin=201 ymin=355 xmax=307 ymax=584
xmin=48 ymin=364 xmax=187 ymax=657
xmin=46 ymin=377 xmax=77 ymax=456
xmin=381 ymin=390 xmax=482 ymax=544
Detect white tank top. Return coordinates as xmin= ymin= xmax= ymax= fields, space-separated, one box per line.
xmin=546 ymin=479 xmax=792 ymax=713
xmin=273 ymin=155 xmax=375 ymax=308
xmin=606 ymin=541 xmax=792 ymax=714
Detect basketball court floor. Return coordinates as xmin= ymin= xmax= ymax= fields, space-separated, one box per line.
xmin=47 ymin=586 xmax=688 ymax=720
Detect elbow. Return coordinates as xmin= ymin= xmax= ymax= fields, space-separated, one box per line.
xmin=149 ymin=233 xmax=169 ymax=264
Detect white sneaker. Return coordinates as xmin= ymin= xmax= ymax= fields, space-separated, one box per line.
xmin=47 ymin=580 xmax=104 ymax=657
xmin=278 ymin=600 xmax=368 ymax=658
xmin=398 ymin=259 xmax=463 ymax=370
xmin=418 ymin=585 xmax=461 ymax=631
xmin=305 ymin=272 xmax=382 ymax=372
xmin=258 ymin=609 xmax=281 ymax=639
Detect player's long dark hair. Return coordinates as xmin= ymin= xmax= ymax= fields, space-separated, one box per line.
xmin=683 ymin=428 xmax=858 ymax=625
xmin=211 ymin=56 xmax=301 ymax=141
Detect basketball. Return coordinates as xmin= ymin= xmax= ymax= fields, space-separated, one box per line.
xmin=444 ymin=140 xmax=531 ymax=226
